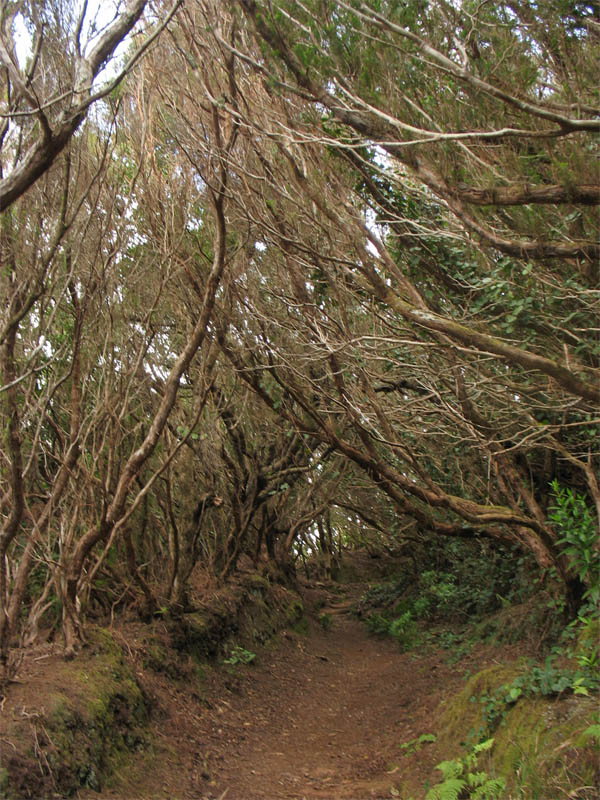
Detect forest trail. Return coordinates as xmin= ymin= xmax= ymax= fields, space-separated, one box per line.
xmin=100 ymin=585 xmax=468 ymax=800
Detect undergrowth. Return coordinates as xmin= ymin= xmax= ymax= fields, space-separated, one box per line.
xmin=363 ymin=486 xmax=600 ymax=799
xmin=223 ymin=645 xmax=256 ymax=665
xmin=358 ymin=539 xmax=535 ymax=623
xmin=424 ymin=738 xmax=506 ymax=800
xmin=473 ymin=610 xmax=599 ymax=736
xmin=357 ymin=538 xmax=544 ymax=655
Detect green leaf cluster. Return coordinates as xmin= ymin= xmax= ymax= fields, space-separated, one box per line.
xmin=426 ymin=738 xmax=506 ymax=800
xmin=223 ymin=645 xmax=256 ymax=665
xmin=549 ymin=480 xmax=599 ymax=605
xmin=476 ymin=655 xmax=599 ymax=734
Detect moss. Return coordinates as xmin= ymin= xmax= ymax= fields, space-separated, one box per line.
xmin=437 ymin=664 xmax=522 ymax=751
xmin=4 ymin=627 xmax=150 ymax=799
xmin=142 ymin=641 xmax=188 ymax=680
xmin=238 ymin=596 xmax=279 ymax=645
xmin=47 ymin=692 xmax=74 ymax=724
xmin=470 ymin=599 xmax=561 ymax=650
xmin=495 ymin=694 xmax=592 ymax=761
xmin=285 ymin=598 xmax=304 ymax=625
xmin=167 ymin=611 xmax=233 ymax=660
xmin=435 ymin=663 xmax=599 ymax=798
xmin=167 ymin=580 xmax=306 ymax=660
xmin=285 ymin=598 xmax=308 ymax=634
xmin=247 ymin=573 xmax=271 ymax=593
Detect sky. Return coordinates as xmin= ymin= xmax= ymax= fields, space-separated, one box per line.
xmin=13 ymin=1 xmax=128 ymax=82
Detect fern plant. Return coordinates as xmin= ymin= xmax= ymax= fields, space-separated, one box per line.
xmin=388 ymin=611 xmax=419 ymax=650
xmin=425 ymin=739 xmax=506 ymax=800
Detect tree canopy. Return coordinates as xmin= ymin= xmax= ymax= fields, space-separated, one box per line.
xmin=0 ymin=0 xmax=598 ymax=662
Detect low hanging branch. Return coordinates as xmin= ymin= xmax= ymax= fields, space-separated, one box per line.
xmin=455 ymin=183 xmax=600 ymax=207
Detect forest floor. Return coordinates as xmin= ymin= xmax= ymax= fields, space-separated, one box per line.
xmin=72 ymin=581 xmax=528 ymax=800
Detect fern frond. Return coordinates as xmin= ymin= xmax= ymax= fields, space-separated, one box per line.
xmin=425 ymin=777 xmax=466 ymax=800
xmin=473 ymin=737 xmax=495 ymax=753
xmin=467 ymin=769 xmax=487 ymax=787
xmin=434 ymin=758 xmax=464 ymax=780
xmin=471 ymin=777 xmax=507 ymax=799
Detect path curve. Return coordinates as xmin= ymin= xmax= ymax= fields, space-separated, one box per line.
xmin=87 ymin=589 xmax=465 ymax=800
xmin=183 ymin=600 xmax=457 ymax=799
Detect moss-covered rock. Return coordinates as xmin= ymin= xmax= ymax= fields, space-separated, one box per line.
xmin=167 ymin=610 xmax=230 ymax=660
xmin=437 ymin=664 xmax=523 ymax=749
xmin=285 ymin=597 xmax=304 ymax=625
xmin=246 ymin=572 xmax=271 ymax=594
xmin=238 ymin=577 xmax=307 ymax=644
xmin=163 ymin=574 xmax=306 ymax=663
xmin=237 ymin=596 xmax=278 ymax=645
xmin=491 ymin=694 xmax=598 ymax=793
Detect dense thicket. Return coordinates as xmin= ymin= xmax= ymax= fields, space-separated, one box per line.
xmin=0 ymin=0 xmax=598 ymax=667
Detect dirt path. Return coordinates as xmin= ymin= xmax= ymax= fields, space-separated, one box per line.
xmin=108 ymin=590 xmax=467 ymax=800
xmin=199 ymin=613 xmax=438 ymax=799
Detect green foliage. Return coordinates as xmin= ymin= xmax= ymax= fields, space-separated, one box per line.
xmin=425 ymin=739 xmax=506 ymax=800
xmin=318 ymin=612 xmax=333 ymax=630
xmin=475 ymin=656 xmax=599 ymax=734
xmin=363 ymin=609 xmax=419 ymax=651
xmin=437 ymin=630 xmax=463 ymax=650
xmin=419 ymin=570 xmax=460 ymax=616
xmin=364 ymin=611 xmax=393 ymax=636
xmin=467 ymin=256 xmax=539 ymax=339
xmin=223 ymin=645 xmax=256 ymax=666
xmin=560 ymin=612 xmax=600 ymax=696
xmin=388 ymin=611 xmax=419 ymax=651
xmin=358 ymin=540 xmax=536 ymax=634
xmin=438 ymin=631 xmax=475 ymax=666
xmin=400 ymin=732 xmax=437 ymax=755
xmin=578 ymin=721 xmax=600 ymax=745
xmin=549 ymin=481 xmax=599 ymax=605
xmin=358 ymin=580 xmax=408 ymax=614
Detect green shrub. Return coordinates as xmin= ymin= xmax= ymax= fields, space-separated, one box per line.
xmin=549 ymin=480 xmax=599 ymax=606
xmin=364 ymin=612 xmax=392 ymax=636
xmin=388 ymin=611 xmax=419 ymax=651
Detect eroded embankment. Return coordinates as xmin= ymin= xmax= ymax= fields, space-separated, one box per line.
xmin=0 ymin=572 xmax=303 ymax=799
xmin=98 ymin=585 xmax=598 ymax=800
xmin=1 ymin=577 xmax=597 ymax=799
